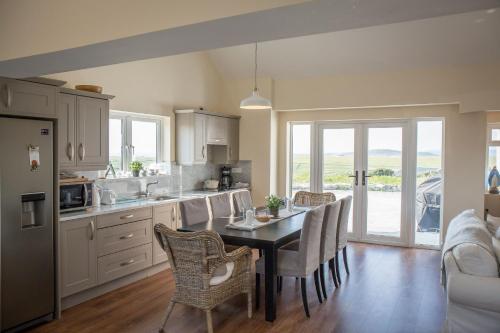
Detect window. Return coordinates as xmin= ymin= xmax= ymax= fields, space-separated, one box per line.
xmin=487 ymin=123 xmax=500 ymax=188
xmin=288 ymin=123 xmax=311 ymax=197
xmin=109 ymin=111 xmax=163 ymax=173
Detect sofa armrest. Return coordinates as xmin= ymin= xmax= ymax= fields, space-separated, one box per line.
xmin=448 ymin=272 xmax=500 ymax=312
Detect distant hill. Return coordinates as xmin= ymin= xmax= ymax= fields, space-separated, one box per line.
xmin=321 ymin=150 xmax=439 ymax=157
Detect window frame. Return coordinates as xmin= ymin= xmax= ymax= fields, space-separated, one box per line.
xmin=110 ymin=110 xmax=163 ymax=172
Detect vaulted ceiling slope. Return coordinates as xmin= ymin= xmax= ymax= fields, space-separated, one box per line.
xmin=0 ymin=0 xmax=498 ymax=78
xmin=208 ymin=9 xmax=500 ymax=79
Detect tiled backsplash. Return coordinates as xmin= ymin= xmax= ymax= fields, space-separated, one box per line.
xmin=74 ymin=161 xmax=251 ymax=200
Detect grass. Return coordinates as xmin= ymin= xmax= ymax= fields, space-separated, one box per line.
xmin=292 ymin=153 xmax=441 ymax=186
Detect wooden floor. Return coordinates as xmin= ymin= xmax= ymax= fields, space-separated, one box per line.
xmin=28 ymin=243 xmax=445 ymax=333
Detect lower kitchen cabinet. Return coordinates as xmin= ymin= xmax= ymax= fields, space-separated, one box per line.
xmin=60 ymin=217 xmax=97 ymax=297
xmin=152 ymin=202 xmax=179 ymax=265
xmin=97 ymin=243 xmax=152 ymax=284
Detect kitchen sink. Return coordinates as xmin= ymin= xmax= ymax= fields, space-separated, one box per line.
xmin=148 ymin=195 xmax=178 ymax=201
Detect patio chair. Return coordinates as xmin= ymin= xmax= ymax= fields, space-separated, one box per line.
xmin=154 ymin=224 xmax=253 ymax=333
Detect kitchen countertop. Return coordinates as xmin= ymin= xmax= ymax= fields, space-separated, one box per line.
xmin=59 ymin=188 xmax=249 ymax=222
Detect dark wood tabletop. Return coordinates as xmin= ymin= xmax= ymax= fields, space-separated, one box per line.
xmin=178 ymin=209 xmax=308 ymax=322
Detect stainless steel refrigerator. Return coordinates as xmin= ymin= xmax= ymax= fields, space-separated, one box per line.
xmin=0 ymin=117 xmax=54 ymax=331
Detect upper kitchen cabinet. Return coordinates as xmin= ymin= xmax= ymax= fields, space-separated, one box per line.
xmin=0 ymin=77 xmax=56 ymax=118
xmin=57 ymin=89 xmax=113 ymax=171
xmin=175 ymin=110 xmax=207 ymax=165
xmin=175 ymin=109 xmax=240 ymax=165
xmin=227 ymin=118 xmax=240 ymax=163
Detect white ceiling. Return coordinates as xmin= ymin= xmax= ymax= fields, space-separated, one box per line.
xmin=208 ymin=9 xmax=500 ymax=79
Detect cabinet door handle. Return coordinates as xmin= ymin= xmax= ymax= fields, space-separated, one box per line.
xmin=6 ymin=85 xmax=12 ymax=108
xmin=120 ymin=233 xmax=134 ymax=240
xmin=171 ymin=206 xmax=176 ymax=225
xmin=89 ymin=219 xmax=95 ymax=240
xmin=78 ymin=143 xmax=85 ymax=161
xmin=202 ymin=145 xmax=205 ymax=158
xmin=120 ymin=214 xmax=134 ymax=220
xmin=120 ymin=259 xmax=135 ymax=266
xmin=67 ymin=142 xmax=74 ymax=161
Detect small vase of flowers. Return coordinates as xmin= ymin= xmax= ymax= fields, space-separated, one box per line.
xmin=266 ymin=195 xmax=282 ymax=218
xmin=129 ymin=161 xmax=143 ymax=177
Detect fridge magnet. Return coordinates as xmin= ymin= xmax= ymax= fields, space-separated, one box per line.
xmin=28 ymin=144 xmax=40 ymax=171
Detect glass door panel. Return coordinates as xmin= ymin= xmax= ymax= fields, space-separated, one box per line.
xmin=364 ymin=126 xmax=404 ymax=241
xmin=322 ymin=128 xmax=356 ymax=233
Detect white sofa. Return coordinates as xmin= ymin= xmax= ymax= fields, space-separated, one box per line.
xmin=442 ymin=210 xmax=500 ymax=333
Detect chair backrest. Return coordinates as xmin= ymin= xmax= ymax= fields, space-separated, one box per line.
xmin=232 ymin=190 xmax=253 ymax=216
xmin=336 ymin=196 xmax=353 ymax=250
xmin=320 ymin=200 xmax=342 ymax=263
xmin=209 ymin=193 xmax=232 ymax=218
xmin=179 ymin=197 xmax=210 ymax=226
xmin=154 ymin=224 xmax=226 ymax=290
xmin=297 ymin=205 xmax=325 ymax=276
xmin=293 ymin=191 xmax=336 ymax=207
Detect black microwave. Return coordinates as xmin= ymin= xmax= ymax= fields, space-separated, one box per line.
xmin=60 ymin=181 xmax=93 ymax=213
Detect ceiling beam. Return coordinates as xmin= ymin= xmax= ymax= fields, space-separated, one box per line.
xmin=1 ymin=0 xmax=498 ymax=78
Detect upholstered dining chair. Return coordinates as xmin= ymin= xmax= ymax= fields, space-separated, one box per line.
xmin=154 ymin=224 xmax=253 ymax=333
xmin=335 ymin=196 xmax=353 ymax=285
xmin=318 ymin=200 xmax=342 ymax=298
xmin=293 ymin=191 xmax=336 ymax=207
xmin=209 ymin=193 xmax=232 ymax=218
xmin=232 ymin=190 xmax=253 ymax=217
xmin=255 ymin=205 xmax=326 ymax=317
xmin=179 ymin=197 xmax=210 ymax=226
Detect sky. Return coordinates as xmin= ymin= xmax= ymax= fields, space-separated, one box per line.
xmin=292 ymin=121 xmax=442 ymax=154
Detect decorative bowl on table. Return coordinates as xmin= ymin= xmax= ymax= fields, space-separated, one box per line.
xmin=255 ymin=215 xmax=271 ymax=223
xmin=75 ymin=85 xmax=103 ymax=93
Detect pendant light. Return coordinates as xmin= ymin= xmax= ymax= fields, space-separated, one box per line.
xmin=240 ymin=43 xmax=272 ymax=110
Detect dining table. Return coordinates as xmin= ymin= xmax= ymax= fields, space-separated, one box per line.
xmin=178 ymin=209 xmax=308 ymax=322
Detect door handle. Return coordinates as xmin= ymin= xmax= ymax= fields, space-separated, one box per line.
xmin=67 ymin=142 xmax=74 ymax=161
xmin=202 ymin=145 xmax=205 ymax=159
xmin=5 ymin=85 xmax=12 ymax=108
xmin=89 ymin=219 xmax=95 ymax=240
xmin=120 ymin=233 xmax=134 ymax=240
xmin=120 ymin=214 xmax=134 ymax=220
xmin=120 ymin=259 xmax=135 ymax=266
xmin=362 ymin=170 xmax=372 ymax=186
xmin=78 ymin=143 xmax=85 ymax=161
xmin=348 ymin=171 xmax=359 ymax=186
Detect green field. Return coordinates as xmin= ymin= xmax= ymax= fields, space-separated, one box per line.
xmin=292 ymin=153 xmax=441 ymax=187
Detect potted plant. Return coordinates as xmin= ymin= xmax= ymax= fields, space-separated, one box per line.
xmin=266 ymin=195 xmax=282 ymax=218
xmin=129 ymin=161 xmax=143 ymax=177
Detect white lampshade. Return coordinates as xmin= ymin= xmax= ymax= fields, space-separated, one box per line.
xmin=240 ymin=89 xmax=272 ymax=110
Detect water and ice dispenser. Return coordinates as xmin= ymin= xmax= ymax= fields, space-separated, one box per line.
xmin=21 ymin=192 xmax=46 ymax=228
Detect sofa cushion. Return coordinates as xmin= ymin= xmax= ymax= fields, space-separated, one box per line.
xmin=486 ymin=214 xmax=500 ymax=236
xmin=452 ymin=243 xmax=499 ymax=277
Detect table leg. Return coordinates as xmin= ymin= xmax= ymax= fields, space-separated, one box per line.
xmin=264 ymin=246 xmax=277 ymax=322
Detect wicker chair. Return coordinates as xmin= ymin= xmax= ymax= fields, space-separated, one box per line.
xmin=293 ymin=191 xmax=336 ymax=207
xmin=154 ymin=224 xmax=253 ymax=333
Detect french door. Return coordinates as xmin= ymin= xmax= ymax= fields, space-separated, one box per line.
xmin=317 ymin=121 xmax=409 ymax=246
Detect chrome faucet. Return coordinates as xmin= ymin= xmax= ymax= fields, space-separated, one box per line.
xmin=146 ymin=180 xmax=159 ymax=197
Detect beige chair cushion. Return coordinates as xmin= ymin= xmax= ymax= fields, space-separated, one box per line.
xmin=209 ymin=193 xmax=232 ymax=219
xmin=210 ymin=262 xmax=235 ymax=286
xmin=337 ymin=196 xmax=353 ymax=250
xmin=452 ymin=243 xmax=499 ymax=277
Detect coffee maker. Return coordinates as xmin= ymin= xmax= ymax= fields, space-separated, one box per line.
xmin=219 ymin=166 xmax=232 ymax=190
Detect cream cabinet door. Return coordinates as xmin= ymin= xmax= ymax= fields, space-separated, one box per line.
xmin=76 ymin=96 xmax=109 ymax=168
xmin=227 ymin=118 xmax=239 ymax=162
xmin=60 ymin=217 xmax=97 ymax=297
xmin=207 ymin=115 xmax=228 ymax=145
xmin=152 ymin=203 xmax=178 ymax=265
xmin=193 ymin=113 xmax=207 ymax=164
xmin=57 ymin=94 xmax=77 ymax=168
xmin=0 ymin=78 xmax=56 ymax=118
